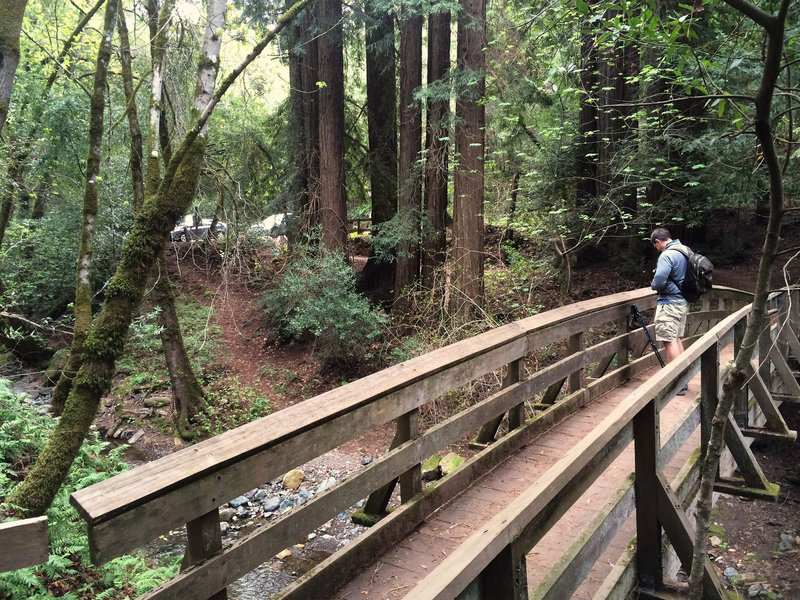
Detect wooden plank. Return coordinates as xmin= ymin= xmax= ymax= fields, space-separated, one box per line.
xmin=769 ymin=344 xmax=800 ymax=398
xmin=0 ymin=516 xmax=48 ymax=572
xmin=744 ymin=363 xmax=794 ymax=437
xmin=634 ymin=400 xmax=663 ymax=592
xmin=138 ymin=344 xmax=663 ymax=600
xmin=73 ymin=289 xmax=658 ymax=526
xmin=654 ymin=474 xmax=727 ymax=600
xmin=721 ymin=413 xmax=772 ymax=491
xmin=401 ymin=305 xmax=751 ymax=600
xmin=530 ymin=477 xmax=636 ymax=600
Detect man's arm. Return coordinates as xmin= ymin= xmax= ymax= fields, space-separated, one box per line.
xmin=651 ymin=255 xmax=672 ymax=292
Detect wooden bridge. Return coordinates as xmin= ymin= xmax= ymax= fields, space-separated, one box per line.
xmin=11 ymin=286 xmax=800 ymax=599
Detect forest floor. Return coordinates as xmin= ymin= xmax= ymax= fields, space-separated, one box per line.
xmin=27 ymin=212 xmax=800 ymax=598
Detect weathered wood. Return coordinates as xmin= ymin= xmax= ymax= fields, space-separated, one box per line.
xmin=401 ymin=306 xmax=751 ymax=600
xmin=744 ymin=363 xmax=794 ymax=437
xmin=568 ymin=331 xmax=585 ymax=392
xmin=473 ymin=359 xmax=525 ymax=445
xmin=700 ymin=343 xmax=719 ymax=458
xmin=0 ymin=516 xmax=48 ymax=572
xmin=634 ymin=399 xmax=662 ymax=593
xmin=733 ymin=319 xmax=748 ymax=426
xmin=654 ymin=474 xmax=727 ymax=600
xmin=273 ymin=352 xmax=658 ymax=600
xmin=73 ymin=290 xmax=658 ymax=539
xmin=719 ymin=413 xmax=773 ymax=492
xmin=182 ymin=510 xmax=226 ymax=600
xmin=769 ymin=344 xmax=800 ymax=398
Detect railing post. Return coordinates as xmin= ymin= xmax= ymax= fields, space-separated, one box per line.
xmin=568 ymin=332 xmax=585 ymax=392
xmin=398 ymin=409 xmax=422 ymax=502
xmin=476 ymin=544 xmax=527 ymax=600
xmin=700 ymin=341 xmax=721 ymax=458
xmin=633 ymin=398 xmax=662 ymax=593
xmin=733 ymin=318 xmax=748 ymax=427
xmin=182 ymin=509 xmax=226 ymax=600
xmin=472 ymin=358 xmax=525 ymax=447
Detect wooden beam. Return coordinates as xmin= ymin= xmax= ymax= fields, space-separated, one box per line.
xmin=744 ymin=363 xmax=795 ymax=438
xmin=0 ymin=516 xmax=48 ymax=572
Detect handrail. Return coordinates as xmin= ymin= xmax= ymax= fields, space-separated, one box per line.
xmin=69 ymin=286 xmax=756 ymax=599
xmin=402 ymin=304 xmax=753 ymax=599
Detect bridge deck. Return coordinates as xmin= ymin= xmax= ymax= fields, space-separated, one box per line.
xmin=333 ymin=362 xmax=703 ymax=600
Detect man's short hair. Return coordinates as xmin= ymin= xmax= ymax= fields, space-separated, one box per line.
xmin=650 ymin=228 xmax=672 ymax=244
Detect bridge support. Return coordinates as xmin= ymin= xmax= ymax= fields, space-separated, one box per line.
xmin=470 ymin=358 xmax=525 ymax=449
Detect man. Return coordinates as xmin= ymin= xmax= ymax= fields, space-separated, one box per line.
xmin=650 ymin=227 xmax=690 ymax=393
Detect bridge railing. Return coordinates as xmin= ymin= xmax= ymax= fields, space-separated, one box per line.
xmin=69 ymin=286 xmax=756 ymax=600
xmin=401 ymin=287 xmax=800 ymax=600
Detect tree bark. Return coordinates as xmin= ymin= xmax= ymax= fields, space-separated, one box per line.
xmin=421 ymin=7 xmax=450 ymax=290
xmin=117 ymin=9 xmax=145 ymax=213
xmin=49 ymin=0 xmax=119 ymax=416
xmin=317 ymin=0 xmax=347 ymax=254
xmin=154 ymin=254 xmax=207 ymax=440
xmin=394 ymin=0 xmax=423 ymax=301
xmin=688 ymin=1 xmax=790 ymax=598
xmin=451 ymin=0 xmax=485 ymax=321
xmin=286 ymin=0 xmax=309 ymax=223
xmin=360 ymin=0 xmax=397 ymax=298
xmin=301 ymin=6 xmax=320 ymax=235
xmin=0 ymin=0 xmax=29 ymax=138
xmin=8 ymin=0 xmax=315 ymax=518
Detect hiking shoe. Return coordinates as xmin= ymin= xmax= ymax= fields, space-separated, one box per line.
xmin=676 ymin=383 xmax=688 ymax=396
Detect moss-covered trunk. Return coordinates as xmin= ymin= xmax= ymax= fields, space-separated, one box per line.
xmin=0 ymin=0 xmax=29 ymax=136
xmin=154 ymin=253 xmax=206 ymax=440
xmin=48 ymin=0 xmax=117 ymax=416
xmin=688 ymin=1 xmax=790 ymax=598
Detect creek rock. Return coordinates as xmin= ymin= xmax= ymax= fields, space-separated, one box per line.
xmin=778 ymin=532 xmax=795 ymax=551
xmin=439 ymin=452 xmax=464 ymax=476
xmin=263 ymin=496 xmax=281 ymax=512
xmin=228 ymin=495 xmax=249 ymax=508
xmin=282 ymin=469 xmax=305 ymax=489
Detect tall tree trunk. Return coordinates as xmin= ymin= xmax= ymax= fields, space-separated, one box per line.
xmin=361 ymin=0 xmax=397 ymax=298
xmin=451 ymin=0 xmax=485 ymax=321
xmin=0 ymin=0 xmax=29 ymax=137
xmin=117 ymin=9 xmax=145 ymax=213
xmin=301 ymin=7 xmax=320 ymax=235
xmin=154 ymin=254 xmax=206 ymax=440
xmin=317 ymin=0 xmax=347 ymax=254
xmin=286 ymin=0 xmax=308 ymax=223
xmin=393 ymin=1 xmax=423 ymax=301
xmin=688 ymin=1 xmax=790 ymax=598
xmin=576 ymin=1 xmax=598 ymax=204
xmin=421 ymin=7 xmax=450 ymax=289
xmin=49 ymin=0 xmax=119 ymax=416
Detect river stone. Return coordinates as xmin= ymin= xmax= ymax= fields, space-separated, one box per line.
xmin=439 ymin=452 xmax=464 ymax=476
xmin=254 ymin=489 xmax=267 ymax=502
xmin=779 ymin=533 xmax=795 ymax=551
xmin=143 ymin=396 xmax=171 ymax=408
xmin=318 ymin=477 xmax=336 ymax=492
xmin=282 ymin=469 xmax=305 ymax=489
xmin=263 ymin=496 xmax=281 ymax=512
xmin=228 ymin=495 xmax=249 ymax=508
xmin=219 ymin=507 xmax=236 ymax=522
xmin=279 ymin=499 xmax=294 ymax=513
xmin=219 ymin=521 xmax=230 ymax=536
xmin=747 ymin=583 xmax=763 ymax=598
xmin=724 ymin=567 xmax=739 ymax=580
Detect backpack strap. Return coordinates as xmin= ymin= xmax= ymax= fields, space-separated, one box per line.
xmin=664 ymin=245 xmax=689 ymax=289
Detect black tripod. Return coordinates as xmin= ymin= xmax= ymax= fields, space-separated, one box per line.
xmin=631 ymin=305 xmax=665 ymax=368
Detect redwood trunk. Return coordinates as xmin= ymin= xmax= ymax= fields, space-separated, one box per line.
xmin=317 ymin=0 xmax=347 ymax=254
xmin=451 ymin=0 xmax=486 ymax=320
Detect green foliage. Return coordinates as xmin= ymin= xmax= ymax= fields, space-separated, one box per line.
xmin=0 ymin=380 xmax=177 ymax=599
xmin=196 ymin=376 xmax=271 ymax=436
xmin=262 ymin=250 xmax=386 ymax=371
xmin=116 ymin=299 xmax=225 ymax=392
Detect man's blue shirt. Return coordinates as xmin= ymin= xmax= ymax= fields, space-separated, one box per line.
xmin=651 ymin=239 xmax=688 ymax=305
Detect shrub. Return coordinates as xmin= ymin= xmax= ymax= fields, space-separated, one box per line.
xmin=262 ymin=251 xmax=386 ymax=372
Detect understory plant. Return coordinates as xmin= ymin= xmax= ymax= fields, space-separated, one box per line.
xmin=0 ymin=380 xmax=178 ymax=598
xmin=262 ymin=250 xmax=386 ymax=372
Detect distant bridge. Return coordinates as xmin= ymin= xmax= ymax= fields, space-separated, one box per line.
xmin=11 ymin=286 xmax=799 ymax=599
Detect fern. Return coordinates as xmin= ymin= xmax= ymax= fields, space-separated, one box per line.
xmin=0 ymin=379 xmax=176 ymax=597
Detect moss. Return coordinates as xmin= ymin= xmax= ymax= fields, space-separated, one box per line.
xmin=708 ymin=523 xmax=727 ymax=538
xmin=351 ymin=508 xmax=382 ymax=527
xmin=422 ymin=454 xmax=442 ymax=471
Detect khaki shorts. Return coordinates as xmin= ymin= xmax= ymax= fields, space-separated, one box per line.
xmin=654 ymin=303 xmax=689 ymax=342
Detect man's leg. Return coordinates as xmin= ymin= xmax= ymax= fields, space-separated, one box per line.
xmin=663 ymin=337 xmax=684 ymax=363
